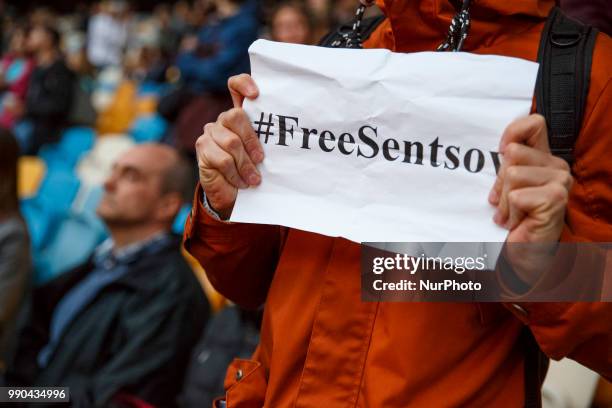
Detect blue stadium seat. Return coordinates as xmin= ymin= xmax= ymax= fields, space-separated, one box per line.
xmin=72 ymin=185 xmax=107 ymax=234
xmin=58 ymin=127 xmax=96 ymax=165
xmin=20 ymin=198 xmax=61 ymax=251
xmin=34 ymin=213 xmax=108 ymax=285
xmin=37 ymin=128 xmax=95 ymax=170
xmin=21 ymin=169 xmax=81 ymax=252
xmin=38 ymin=143 xmax=72 ymax=172
xmin=130 ymin=115 xmax=168 ymax=143
xmin=73 ymin=185 xmax=105 ymax=217
xmin=137 ymin=81 xmax=170 ymax=97
xmin=36 ymin=170 xmax=81 ymax=214
xmin=172 ymin=204 xmax=192 ymax=235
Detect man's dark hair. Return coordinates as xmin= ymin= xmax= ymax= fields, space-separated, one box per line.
xmin=160 ymin=153 xmax=197 ymax=204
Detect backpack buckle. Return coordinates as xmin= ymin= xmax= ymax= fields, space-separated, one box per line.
xmin=550 ymin=30 xmax=582 ymax=48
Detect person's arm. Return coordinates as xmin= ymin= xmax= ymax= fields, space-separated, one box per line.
xmin=183 ymin=73 xmax=283 ymax=310
xmin=493 ymin=78 xmax=612 ymax=379
xmin=184 ymin=183 xmax=283 ymax=310
xmin=176 ymin=21 xmax=257 ymax=91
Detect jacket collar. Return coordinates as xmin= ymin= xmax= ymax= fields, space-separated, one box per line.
xmin=376 ymin=0 xmax=555 ymax=52
xmin=112 ymin=234 xmax=183 ymax=291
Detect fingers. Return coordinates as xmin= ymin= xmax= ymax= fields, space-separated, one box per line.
xmin=200 ymin=120 xmax=262 ymax=186
xmin=494 ymin=166 xmax=573 ymax=227
xmin=499 ymin=114 xmax=549 ymax=153
xmin=177 ymin=74 xmax=261 ymax=218
xmin=195 ymin=103 xmax=265 ymax=216
xmin=210 ymin=122 xmax=262 ymax=186
xmin=505 ymin=184 xmax=569 ymax=234
xmin=198 ymin=129 xmax=248 ymax=189
xmin=196 ymin=136 xmax=238 ymax=214
xmin=489 ymin=114 xmax=571 ymax=243
xmin=199 ymin=166 xmax=238 ymax=215
xmin=228 ymin=74 xmax=259 ymax=108
xmin=489 ymin=142 xmax=569 ymax=205
xmin=217 ymin=108 xmax=264 ymax=164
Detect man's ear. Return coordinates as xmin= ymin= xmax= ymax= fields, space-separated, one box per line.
xmin=155 ymin=192 xmax=183 ymax=224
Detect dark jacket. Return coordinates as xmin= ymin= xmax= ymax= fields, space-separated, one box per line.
xmin=175 ymin=0 xmax=259 ymax=93
xmin=0 ymin=216 xmax=31 ymax=366
xmin=6 ymin=235 xmax=209 ymax=407
xmin=178 ymin=306 xmax=261 ymax=408
xmin=24 ymin=58 xmax=74 ymax=153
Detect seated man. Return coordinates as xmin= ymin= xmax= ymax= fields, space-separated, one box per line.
xmin=6 ymin=144 xmax=209 ymax=407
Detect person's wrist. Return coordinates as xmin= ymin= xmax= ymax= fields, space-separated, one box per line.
xmin=201 ymin=189 xmax=232 ymax=221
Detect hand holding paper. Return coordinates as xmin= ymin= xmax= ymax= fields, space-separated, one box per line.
xmin=195 ymin=75 xmax=264 ymax=220
xmin=224 ymin=40 xmax=540 ymax=243
xmin=490 ymin=114 xmax=572 ymax=244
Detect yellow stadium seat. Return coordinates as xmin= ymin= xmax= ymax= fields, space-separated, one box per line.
xmin=181 ymin=247 xmax=227 ymax=312
xmin=135 ymin=96 xmax=158 ymax=116
xmin=18 ymin=156 xmax=46 ymax=198
xmin=95 ymin=80 xmax=138 ymax=135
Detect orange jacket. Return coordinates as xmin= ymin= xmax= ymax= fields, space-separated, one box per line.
xmin=184 ymin=0 xmax=612 ymax=406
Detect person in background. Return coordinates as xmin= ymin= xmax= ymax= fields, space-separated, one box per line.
xmin=154 ymin=3 xmax=182 ymax=63
xmin=14 ymin=23 xmax=74 ymax=154
xmin=0 ymin=25 xmax=34 ymax=129
xmin=6 ymin=144 xmax=210 ymax=407
xmin=305 ymin=0 xmax=332 ymax=40
xmin=270 ymin=1 xmax=315 ymax=45
xmin=160 ymin=0 xmax=258 ymax=156
xmin=27 ymin=7 xmax=56 ymax=28
xmin=0 ymin=129 xmax=30 ymax=375
xmin=86 ymin=0 xmax=129 ymax=69
xmin=179 ymin=305 xmax=262 ymax=408
xmin=65 ymin=31 xmax=97 ymax=127
xmin=175 ymin=0 xmax=259 ymax=94
xmin=171 ymin=0 xmax=192 ymax=33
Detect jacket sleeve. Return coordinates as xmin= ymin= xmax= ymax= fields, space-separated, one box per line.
xmin=503 ymin=76 xmax=612 ymax=380
xmin=176 ymin=21 xmax=257 ymax=92
xmin=183 ymin=183 xmax=284 ymax=310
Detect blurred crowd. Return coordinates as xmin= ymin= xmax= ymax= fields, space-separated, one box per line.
xmin=0 ymin=0 xmax=374 ymax=406
xmin=0 ymin=0 xmax=369 ymax=153
xmin=0 ymin=0 xmax=610 ymax=407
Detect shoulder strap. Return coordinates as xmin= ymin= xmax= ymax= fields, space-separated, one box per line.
xmin=535 ymin=7 xmax=598 ymax=164
xmin=318 ymin=15 xmax=386 ymax=48
xmin=522 ymin=327 xmax=549 ymax=408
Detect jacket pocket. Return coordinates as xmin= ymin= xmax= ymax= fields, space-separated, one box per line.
xmin=224 ymin=358 xmax=267 ymax=408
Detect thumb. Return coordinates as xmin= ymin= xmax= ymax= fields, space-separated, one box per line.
xmin=228 ymin=74 xmax=259 ymax=108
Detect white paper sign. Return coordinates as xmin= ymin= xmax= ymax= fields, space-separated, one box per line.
xmin=231 ymin=39 xmax=539 ymax=243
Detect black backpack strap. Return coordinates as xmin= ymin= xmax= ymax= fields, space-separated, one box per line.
xmin=318 ymin=15 xmax=386 ymax=48
xmin=521 ymin=327 xmax=549 ymax=408
xmin=535 ymin=7 xmax=599 ymax=164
